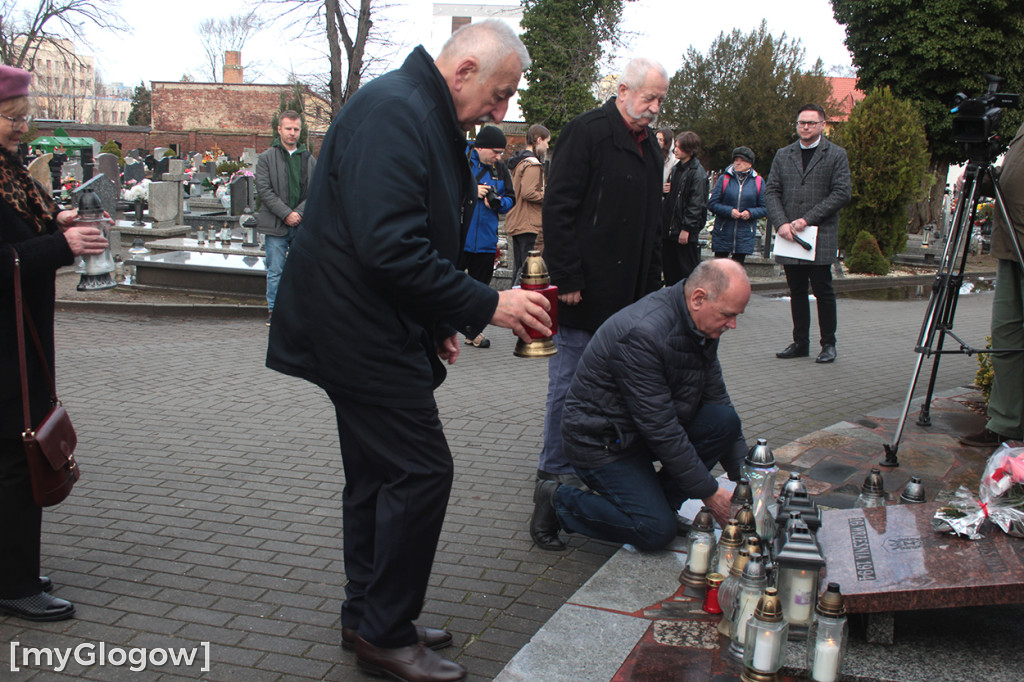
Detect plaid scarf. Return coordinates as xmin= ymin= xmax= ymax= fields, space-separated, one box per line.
xmin=0 ymin=147 xmax=59 ymax=233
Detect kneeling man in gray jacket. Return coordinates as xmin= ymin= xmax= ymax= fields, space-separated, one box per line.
xmin=530 ymin=258 xmax=750 ymax=551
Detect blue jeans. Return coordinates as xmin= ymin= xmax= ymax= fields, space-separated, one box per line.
xmin=538 ymin=325 xmax=592 ymax=475
xmin=265 ymin=227 xmax=298 ymax=311
xmin=554 ymin=403 xmax=741 ymax=551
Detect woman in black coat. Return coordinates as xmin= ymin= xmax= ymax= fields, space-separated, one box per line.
xmin=0 ymin=65 xmax=108 ymax=622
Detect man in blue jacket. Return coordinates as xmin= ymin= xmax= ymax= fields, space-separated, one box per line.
xmin=461 ymin=125 xmax=515 ymax=348
xmin=530 ymin=259 xmax=750 ymax=551
xmin=266 ymin=20 xmax=551 ymax=682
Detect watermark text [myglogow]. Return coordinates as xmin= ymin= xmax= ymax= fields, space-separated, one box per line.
xmin=9 ymin=641 xmax=210 ymax=673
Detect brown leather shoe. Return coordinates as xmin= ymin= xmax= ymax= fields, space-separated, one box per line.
xmin=355 ymin=637 xmax=466 ymax=682
xmin=959 ymin=427 xmax=1008 ymax=448
xmin=342 ymin=626 xmax=453 ymax=651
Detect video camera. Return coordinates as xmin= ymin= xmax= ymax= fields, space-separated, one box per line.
xmin=951 ymin=74 xmax=1020 ymax=145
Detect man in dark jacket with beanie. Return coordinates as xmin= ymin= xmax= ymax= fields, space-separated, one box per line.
xmin=266 ymin=20 xmax=551 ymax=682
xmin=530 ymin=259 xmax=750 ymax=551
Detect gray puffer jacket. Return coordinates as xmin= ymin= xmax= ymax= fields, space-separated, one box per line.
xmin=561 ymin=282 xmax=746 ymax=500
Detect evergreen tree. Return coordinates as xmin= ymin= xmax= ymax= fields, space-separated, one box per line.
xmin=831 ymin=87 xmax=930 ymax=258
xmin=660 ymin=21 xmax=835 ymax=174
xmin=831 ymin=0 xmax=1024 ymax=229
xmin=127 ymin=82 xmax=151 ymax=126
xmin=517 ymin=0 xmax=624 ymax=140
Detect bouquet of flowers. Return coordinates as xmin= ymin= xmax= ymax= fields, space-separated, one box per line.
xmin=124 ymin=179 xmax=151 ymax=202
xmin=61 ymin=175 xmax=80 ymax=192
xmin=933 ymin=444 xmax=1024 ymax=539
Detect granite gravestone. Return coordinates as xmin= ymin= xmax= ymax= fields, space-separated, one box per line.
xmin=240 ymin=148 xmax=257 ymax=168
xmin=148 ymin=181 xmax=183 ymax=227
xmin=73 ymin=174 xmax=118 ymax=218
xmin=152 ymin=157 xmax=170 ymax=182
xmin=153 ymin=147 xmax=171 ymax=161
xmin=80 ymin=147 xmax=94 ymax=181
xmin=229 ymin=175 xmax=254 ymax=216
xmin=27 ymin=154 xmax=53 ymax=194
xmin=96 ymin=152 xmax=121 ymax=186
xmin=123 ymin=160 xmax=145 ymax=186
xmin=191 ymin=153 xmax=205 ymax=169
xmin=203 ymin=161 xmax=217 ymax=177
xmin=167 ymin=159 xmax=185 ymax=176
xmin=61 ymin=160 xmax=83 ymax=183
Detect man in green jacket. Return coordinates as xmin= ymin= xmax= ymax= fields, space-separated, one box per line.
xmin=255 ymin=110 xmax=316 ymax=325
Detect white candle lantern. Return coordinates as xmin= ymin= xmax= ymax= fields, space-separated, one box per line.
xmin=775 ymin=522 xmax=826 ymax=639
xmin=741 ymin=587 xmax=789 ymax=682
xmin=854 ymin=468 xmax=886 ymax=508
xmin=710 ymin=518 xmax=744 ymax=578
xmin=741 ymin=438 xmax=778 ymax=544
xmin=806 ymin=583 xmax=848 ymax=682
xmin=679 ymin=507 xmax=716 ymax=596
xmin=728 ymin=552 xmax=767 ymax=659
xmin=717 ymin=548 xmax=750 ymax=636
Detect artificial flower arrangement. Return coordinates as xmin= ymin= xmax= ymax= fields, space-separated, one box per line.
xmin=61 ymin=175 xmax=80 ymax=192
xmin=123 ymin=179 xmax=152 ymax=202
xmin=933 ymin=443 xmax=1024 ymax=539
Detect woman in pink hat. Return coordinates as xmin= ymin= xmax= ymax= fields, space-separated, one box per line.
xmin=0 ymin=64 xmax=108 ymax=622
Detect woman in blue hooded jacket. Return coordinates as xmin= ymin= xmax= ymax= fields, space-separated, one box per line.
xmin=709 ymin=146 xmax=766 ymax=263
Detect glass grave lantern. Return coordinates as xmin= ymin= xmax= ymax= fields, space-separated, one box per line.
xmin=854 ymin=468 xmax=886 ymax=508
xmin=717 ymin=548 xmax=750 ymax=636
xmin=75 ymin=188 xmax=116 ymax=291
xmin=741 ymin=587 xmax=789 ymax=682
xmin=778 ymin=472 xmax=807 ymax=508
xmin=679 ymin=507 xmax=716 ymax=596
xmin=728 ymin=552 xmax=767 ymax=659
xmin=776 ymin=489 xmax=821 ymax=536
xmin=806 ymin=582 xmax=848 ymax=682
xmin=742 ymin=439 xmax=778 ymax=544
xmin=513 ymin=251 xmax=559 ymax=358
xmin=735 ymin=503 xmax=757 ymax=538
xmin=775 ymin=521 xmax=826 ymax=639
xmin=710 ymin=518 xmax=744 ymax=578
xmin=731 ymin=477 xmax=754 ymax=520
xmin=900 ymin=476 xmax=927 ymax=504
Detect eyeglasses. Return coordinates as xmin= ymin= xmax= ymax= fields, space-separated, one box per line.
xmin=796 ymin=120 xmax=823 ymax=127
xmin=0 ymin=114 xmax=31 ymax=126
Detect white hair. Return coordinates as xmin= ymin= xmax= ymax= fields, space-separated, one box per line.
xmin=617 ymin=57 xmax=668 ymax=91
xmin=439 ymin=19 xmax=531 ymax=76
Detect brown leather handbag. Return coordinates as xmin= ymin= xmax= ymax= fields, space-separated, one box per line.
xmin=12 ymin=248 xmax=80 ymax=507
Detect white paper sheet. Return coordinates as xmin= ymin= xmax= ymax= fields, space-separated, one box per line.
xmin=771 ymin=225 xmax=818 ymax=261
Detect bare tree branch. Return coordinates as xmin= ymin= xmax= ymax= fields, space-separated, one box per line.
xmin=196 ymin=10 xmax=265 ymax=82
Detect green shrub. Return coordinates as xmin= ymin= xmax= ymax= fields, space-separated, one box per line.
xmin=100 ymin=140 xmax=126 ymax=168
xmin=845 ymin=230 xmax=890 ymax=275
xmin=975 ymin=336 xmax=994 ymax=403
xmin=217 ymin=161 xmax=242 ymax=176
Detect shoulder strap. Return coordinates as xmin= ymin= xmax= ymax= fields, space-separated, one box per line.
xmin=11 ymin=248 xmax=58 ymax=434
xmin=722 ymin=175 xmax=729 ymax=191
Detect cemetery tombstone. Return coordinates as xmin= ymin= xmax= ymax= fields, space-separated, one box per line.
xmin=148 ymin=181 xmax=182 ymax=227
xmin=152 ymin=157 xmax=170 ymax=182
xmin=153 ymin=147 xmax=171 ymax=161
xmin=96 ymin=152 xmax=121 ymax=186
xmin=73 ymin=174 xmax=118 ymax=218
xmin=229 ymin=175 xmax=254 ymax=216
xmin=240 ymin=148 xmax=257 ymax=168
xmin=123 ymin=160 xmax=145 ymax=186
xmin=203 ymin=161 xmax=217 ymax=177
xmin=48 ymin=153 xmax=66 ymax=191
xmin=80 ymin=147 xmax=94 ymax=181
xmin=61 ymin=160 xmax=83 ymax=183
xmin=167 ymin=159 xmax=185 ymax=176
xmin=27 ymin=154 xmax=53 ymax=194
xmin=191 ymin=153 xmax=204 ymax=169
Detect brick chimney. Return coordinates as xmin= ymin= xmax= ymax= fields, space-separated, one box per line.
xmin=224 ymin=51 xmax=243 ymax=83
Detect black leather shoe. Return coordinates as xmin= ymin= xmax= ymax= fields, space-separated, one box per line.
xmin=776 ymin=343 xmax=809 ymax=359
xmin=815 ymin=344 xmax=837 ymax=363
xmin=342 ymin=626 xmax=453 ymax=651
xmin=530 ymin=480 xmax=566 ymax=551
xmin=355 ymin=637 xmax=467 ymax=681
xmin=39 ymin=576 xmax=52 ymax=593
xmin=0 ymin=592 xmax=74 ymax=622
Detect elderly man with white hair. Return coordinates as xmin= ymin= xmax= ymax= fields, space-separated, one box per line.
xmin=532 ymin=57 xmax=669 ymax=550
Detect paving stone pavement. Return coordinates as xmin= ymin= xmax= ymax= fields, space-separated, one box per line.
xmin=0 ymin=286 xmax=994 ymax=680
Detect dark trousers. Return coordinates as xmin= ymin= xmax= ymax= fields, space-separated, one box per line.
xmin=783 ymin=263 xmax=837 ymax=347
xmin=0 ymin=437 xmax=42 ymax=599
xmin=511 ymin=233 xmax=538 ymax=286
xmin=714 ymin=251 xmax=747 ymax=264
xmin=554 ymin=403 xmax=741 ymax=551
xmin=457 ymin=250 xmax=494 ymax=287
xmin=662 ymin=237 xmax=701 ymax=286
xmin=329 ymin=395 xmax=454 ymax=649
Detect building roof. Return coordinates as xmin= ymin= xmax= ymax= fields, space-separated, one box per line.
xmin=828 ymin=77 xmax=866 ymax=122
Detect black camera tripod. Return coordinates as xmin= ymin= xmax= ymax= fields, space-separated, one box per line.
xmin=881 ymin=149 xmax=1024 ymax=467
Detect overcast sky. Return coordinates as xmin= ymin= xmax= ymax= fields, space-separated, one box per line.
xmin=78 ymin=0 xmax=853 ymax=87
